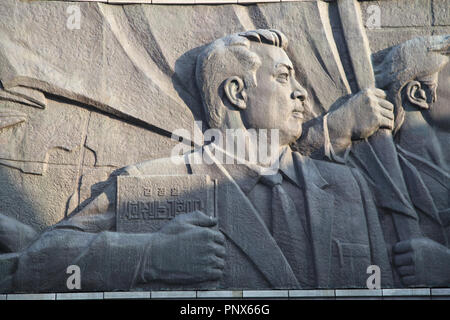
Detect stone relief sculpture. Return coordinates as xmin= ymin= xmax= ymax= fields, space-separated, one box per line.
xmin=349 ymin=36 xmax=450 ymax=287
xmin=0 ymin=0 xmax=448 ymax=293
xmin=3 ymin=29 xmax=394 ymax=292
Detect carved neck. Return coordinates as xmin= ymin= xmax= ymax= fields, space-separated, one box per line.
xmin=219 ymin=112 xmax=287 ymax=167
xmin=396 ymin=107 xmax=446 ymax=169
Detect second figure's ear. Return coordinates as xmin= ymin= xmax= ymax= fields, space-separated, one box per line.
xmin=224 ymin=76 xmax=247 ymax=110
xmin=405 ymin=80 xmax=429 ymax=109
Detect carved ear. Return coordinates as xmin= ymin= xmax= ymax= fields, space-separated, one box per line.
xmin=406 ymin=80 xmax=429 ymax=109
xmin=224 ymin=76 xmax=246 ymax=110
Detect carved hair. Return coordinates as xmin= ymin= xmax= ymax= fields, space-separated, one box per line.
xmin=374 ymin=35 xmax=450 ymax=134
xmin=196 ymin=29 xmax=288 ymax=129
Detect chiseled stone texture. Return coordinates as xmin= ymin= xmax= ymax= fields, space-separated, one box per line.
xmin=83 ymin=112 xmax=179 ymax=169
xmin=0 ymin=98 xmax=89 ymax=175
xmin=366 ymin=25 xmax=450 ymax=56
xmin=433 ymin=0 xmax=450 ymax=26
xmin=0 ymin=96 xmax=90 ymax=230
xmin=0 ymin=97 xmax=180 ymax=230
xmin=366 ymin=28 xmax=433 ymax=54
xmin=360 ymin=0 xmax=431 ymax=28
xmin=0 ymin=0 xmax=198 ymax=144
xmin=0 ymin=162 xmax=80 ymax=231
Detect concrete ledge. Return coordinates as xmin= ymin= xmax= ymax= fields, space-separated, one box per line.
xmin=431 ymin=288 xmax=450 ymax=296
xmin=74 ymin=0 xmax=107 ymax=2
xmin=151 ymin=291 xmax=197 ymax=299
xmin=104 ymin=291 xmax=151 ymax=299
xmin=289 ymin=290 xmax=335 ymax=298
xmin=195 ymin=0 xmax=238 ymax=3
xmin=243 ymin=290 xmax=288 ymax=298
xmin=336 ymin=289 xmax=382 ymax=297
xmin=2 ymin=288 xmax=449 ymax=300
xmin=7 ymin=293 xmax=56 ymax=300
xmin=382 ymin=289 xmax=431 ymax=297
xmin=197 ymin=290 xmax=243 ymax=298
xmin=57 ymin=292 xmax=104 ymax=300
xmin=152 ymin=0 xmax=195 ymax=3
xmin=108 ymin=0 xmax=150 ymax=4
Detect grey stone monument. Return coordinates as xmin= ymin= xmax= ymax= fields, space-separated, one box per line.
xmin=0 ymin=0 xmax=448 ymax=294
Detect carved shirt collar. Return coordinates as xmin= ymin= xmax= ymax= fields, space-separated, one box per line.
xmin=205 ymin=143 xmax=302 ymax=194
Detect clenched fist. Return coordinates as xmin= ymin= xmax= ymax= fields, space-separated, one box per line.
xmin=327 ymin=88 xmax=394 ymax=153
xmin=393 ymin=238 xmax=450 ymax=287
xmin=144 ymin=211 xmax=226 ymax=285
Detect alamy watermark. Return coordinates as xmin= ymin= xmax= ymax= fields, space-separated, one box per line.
xmin=66 ymin=5 xmax=81 ymax=30
xmin=365 ymin=4 xmax=381 ymax=30
xmin=171 ymin=121 xmax=281 ymax=175
xmin=66 ymin=265 xmax=81 ymax=290
xmin=366 ymin=265 xmax=381 ymax=290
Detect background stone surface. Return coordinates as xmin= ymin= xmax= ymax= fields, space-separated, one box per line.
xmin=0 ymin=0 xmax=449 ymax=232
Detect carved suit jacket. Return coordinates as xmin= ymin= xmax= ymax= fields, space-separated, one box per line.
xmin=397 ymin=146 xmax=450 ymax=246
xmin=346 ymin=136 xmax=450 ymax=286
xmin=12 ymin=146 xmax=393 ymax=292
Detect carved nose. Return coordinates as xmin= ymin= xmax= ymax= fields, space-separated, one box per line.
xmin=292 ymin=89 xmax=307 ymax=101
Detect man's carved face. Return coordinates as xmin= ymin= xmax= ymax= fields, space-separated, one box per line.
xmin=241 ymin=43 xmax=308 ymax=146
xmin=427 ymin=67 xmax=450 ymax=131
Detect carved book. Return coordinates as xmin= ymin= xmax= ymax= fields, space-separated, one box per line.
xmin=116 ymin=175 xmax=216 ymax=233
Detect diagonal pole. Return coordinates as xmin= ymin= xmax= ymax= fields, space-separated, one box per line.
xmin=337 ymin=0 xmax=422 ymax=241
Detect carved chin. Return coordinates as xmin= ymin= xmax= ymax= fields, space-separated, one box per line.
xmin=282 ymin=125 xmax=302 ymax=145
xmin=294 ymin=127 xmax=303 ymax=141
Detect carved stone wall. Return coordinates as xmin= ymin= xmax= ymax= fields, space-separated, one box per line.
xmin=0 ymin=0 xmax=449 ymax=293
xmin=1 ymin=0 xmax=448 ymax=231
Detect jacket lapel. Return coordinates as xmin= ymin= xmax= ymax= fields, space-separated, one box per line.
xmin=190 ymin=147 xmax=300 ymax=288
xmin=398 ymin=154 xmax=443 ymax=225
xmin=293 ymin=152 xmax=335 ymax=288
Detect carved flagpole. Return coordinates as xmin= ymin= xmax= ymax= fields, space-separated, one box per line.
xmin=337 ymin=0 xmax=422 ymax=241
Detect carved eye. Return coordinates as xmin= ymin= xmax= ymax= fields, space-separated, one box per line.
xmin=277 ymin=73 xmax=289 ymax=83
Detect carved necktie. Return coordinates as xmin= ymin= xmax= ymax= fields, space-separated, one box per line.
xmin=260 ymin=172 xmax=310 ymax=284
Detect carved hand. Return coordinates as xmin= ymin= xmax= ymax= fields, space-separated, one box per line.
xmin=394 ymin=237 xmax=450 ymax=287
xmin=145 ymin=211 xmax=226 ymax=285
xmin=327 ymin=88 xmax=394 ymax=153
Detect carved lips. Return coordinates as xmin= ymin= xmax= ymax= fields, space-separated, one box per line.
xmin=292 ymin=103 xmax=305 ymax=120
